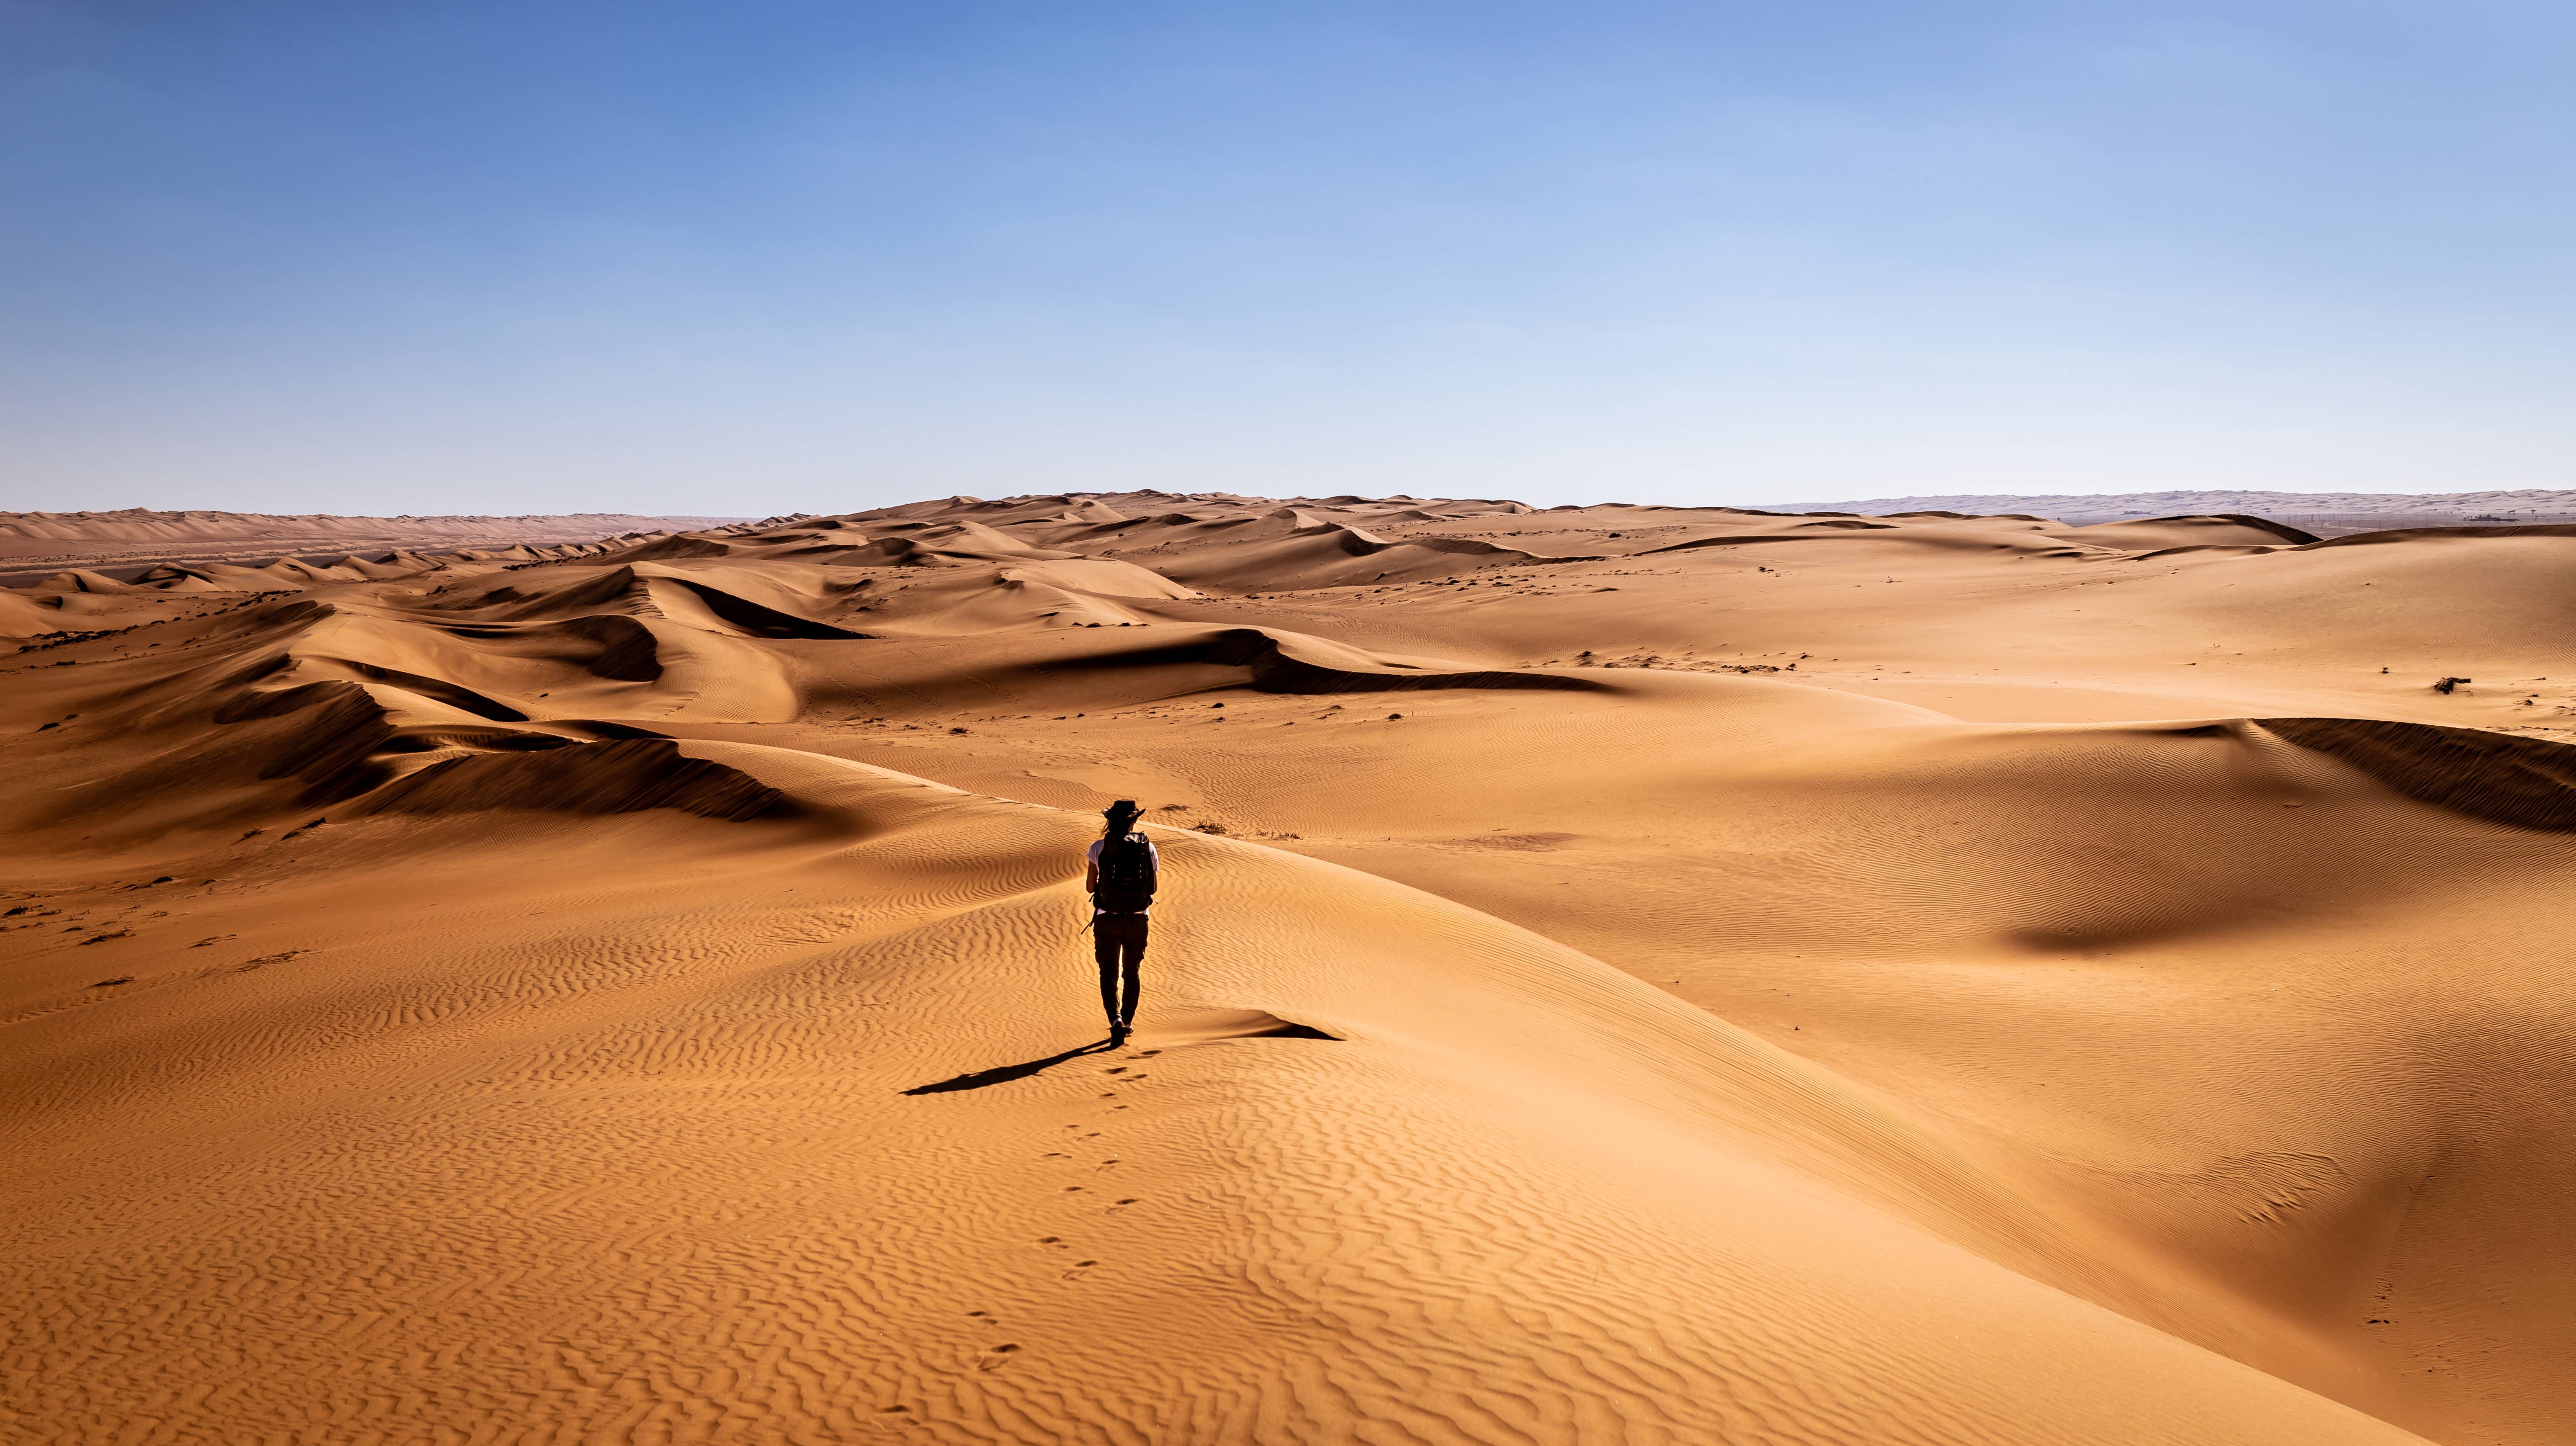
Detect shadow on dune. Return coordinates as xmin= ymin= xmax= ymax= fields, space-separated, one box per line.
xmin=354 ymin=739 xmax=788 ymax=822
xmin=2293 ymin=522 xmax=2576 ymax=549
xmin=902 ymin=1039 xmax=1119 ymax=1095
xmin=1046 ymin=627 xmax=1609 ymax=694
xmin=2259 ymin=717 xmax=2576 ymax=832
xmin=900 ymin=1010 xmax=1347 ymax=1095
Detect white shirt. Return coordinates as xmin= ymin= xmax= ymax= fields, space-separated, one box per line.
xmin=1086 ymin=836 xmax=1159 ymax=916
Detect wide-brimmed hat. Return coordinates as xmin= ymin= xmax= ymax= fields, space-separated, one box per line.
xmin=1103 ymin=799 xmax=1142 ymax=823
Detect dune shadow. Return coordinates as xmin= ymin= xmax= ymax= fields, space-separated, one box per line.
xmin=902 ymin=1038 xmax=1120 ymax=1095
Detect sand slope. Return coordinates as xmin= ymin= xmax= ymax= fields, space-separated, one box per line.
xmin=5 ymin=491 xmax=2571 ymax=1445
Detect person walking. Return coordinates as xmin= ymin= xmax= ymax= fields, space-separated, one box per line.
xmin=1086 ymin=800 xmax=1157 ymax=1041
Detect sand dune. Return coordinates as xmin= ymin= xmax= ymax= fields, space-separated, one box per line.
xmin=0 ymin=509 xmax=749 ymax=589
xmin=1760 ymin=488 xmax=2576 ymax=522
xmin=5 ymin=490 xmax=2571 ymax=1444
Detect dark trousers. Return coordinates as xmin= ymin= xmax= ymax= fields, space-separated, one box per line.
xmin=1092 ymin=912 xmax=1148 ymax=1030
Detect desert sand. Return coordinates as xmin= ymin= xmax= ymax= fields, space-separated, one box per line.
xmin=1761 ymin=488 xmax=2576 ymax=526
xmin=0 ymin=509 xmax=748 ymax=588
xmin=3 ymin=493 xmax=2569 ymax=1445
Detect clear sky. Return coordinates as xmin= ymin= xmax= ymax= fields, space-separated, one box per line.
xmin=5 ymin=1 xmax=2572 ymax=515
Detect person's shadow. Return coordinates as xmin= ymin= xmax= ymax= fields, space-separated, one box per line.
xmin=901 ymin=1038 xmax=1120 ymax=1095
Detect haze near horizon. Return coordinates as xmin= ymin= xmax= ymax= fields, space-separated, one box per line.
xmin=7 ymin=0 xmax=2574 ymax=514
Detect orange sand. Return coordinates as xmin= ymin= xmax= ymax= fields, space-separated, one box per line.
xmin=4 ymin=494 xmax=2569 ymax=1444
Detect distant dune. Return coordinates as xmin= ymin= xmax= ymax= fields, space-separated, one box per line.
xmin=5 ymin=489 xmax=2571 ymax=1444
xmin=0 ymin=507 xmax=753 ymax=584
xmin=1759 ymin=487 xmax=2576 ymax=523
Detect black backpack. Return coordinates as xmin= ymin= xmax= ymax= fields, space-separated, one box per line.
xmin=1094 ymin=832 xmax=1157 ymax=913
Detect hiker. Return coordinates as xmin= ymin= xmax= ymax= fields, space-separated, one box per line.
xmin=1086 ymin=800 xmax=1158 ymax=1040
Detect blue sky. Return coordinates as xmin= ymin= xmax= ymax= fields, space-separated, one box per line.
xmin=4 ymin=1 xmax=2571 ymax=514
